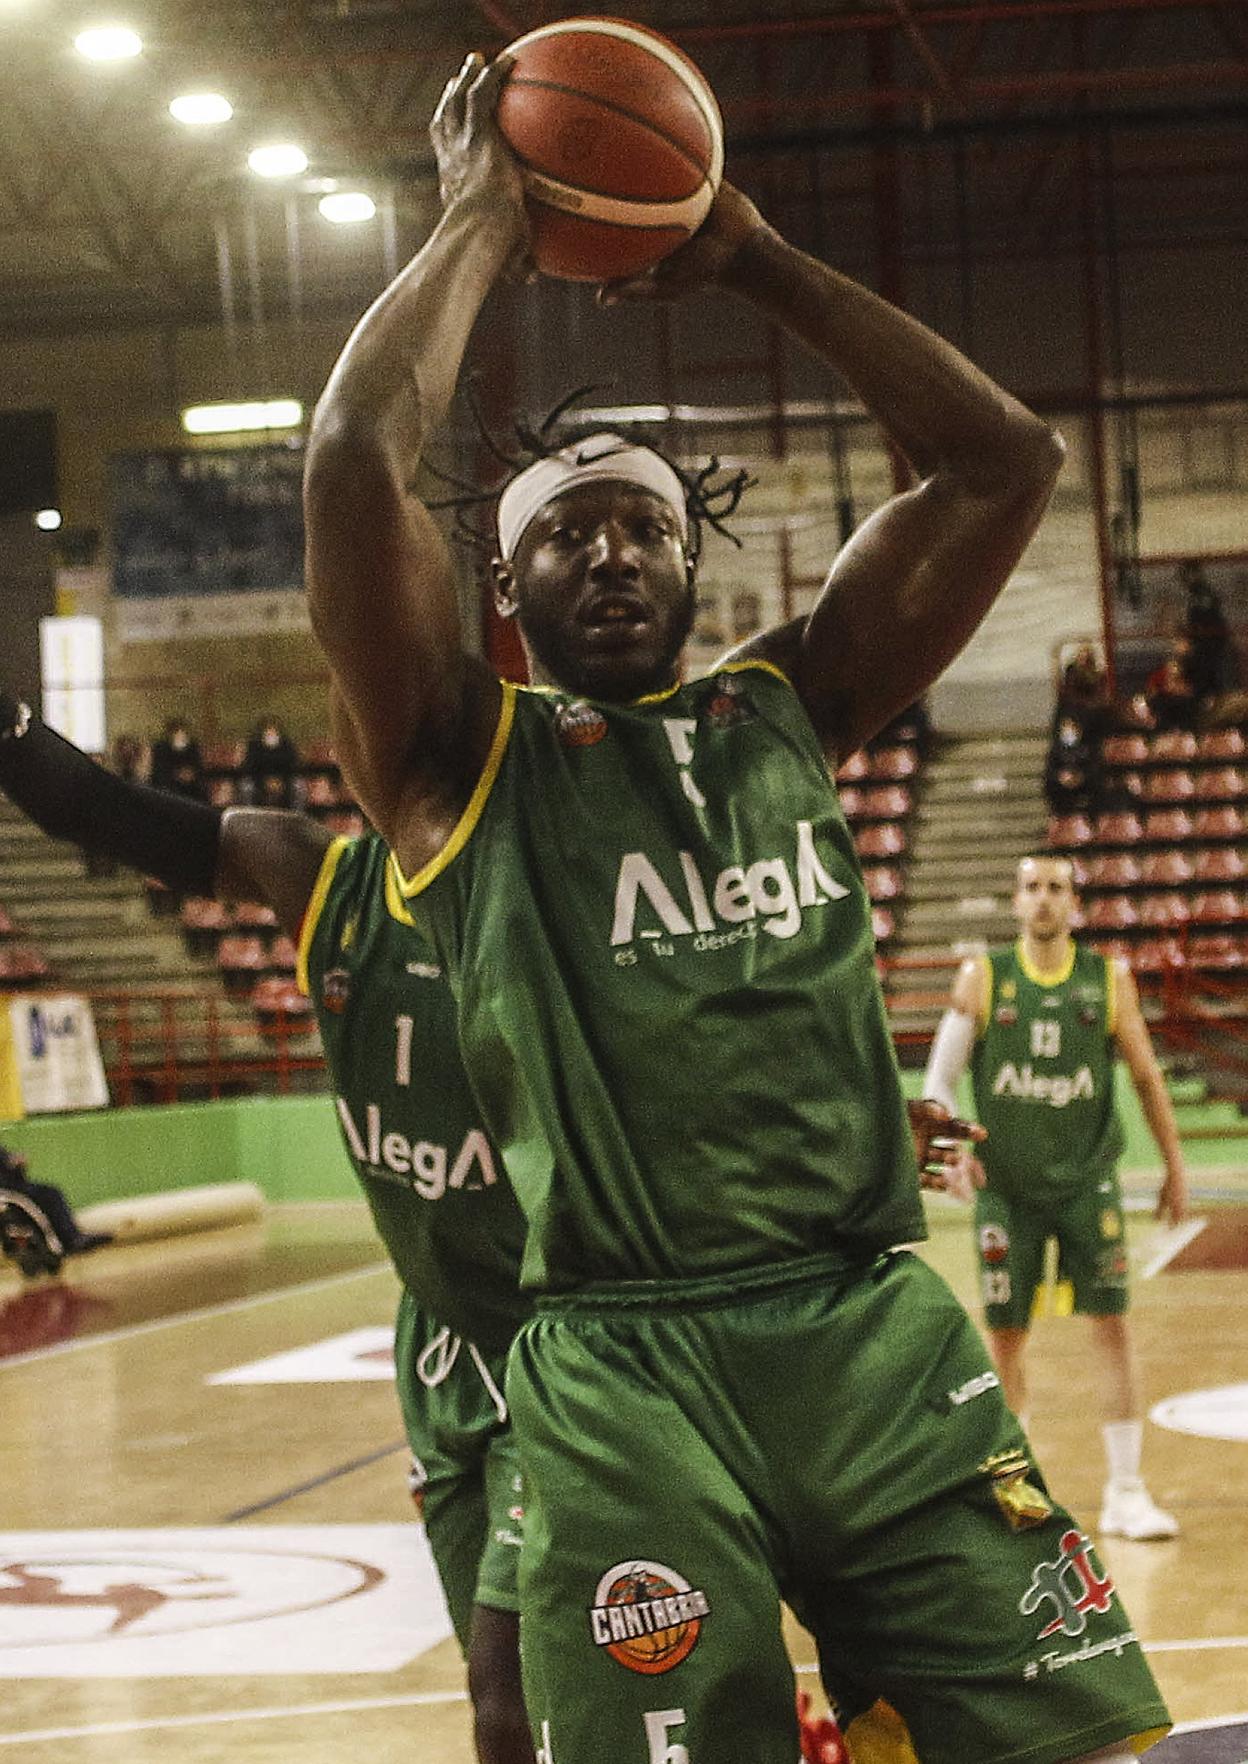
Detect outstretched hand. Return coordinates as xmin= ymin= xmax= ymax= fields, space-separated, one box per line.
xmin=906 ymin=1099 xmax=987 ymax=1203
xmin=597 ymin=182 xmax=765 ymax=306
xmin=430 ymin=52 xmax=530 ymax=266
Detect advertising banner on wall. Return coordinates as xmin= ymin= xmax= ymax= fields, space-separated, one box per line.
xmin=110 ymin=445 xmax=308 ymax=642
xmin=0 ymin=995 xmax=109 ymax=1116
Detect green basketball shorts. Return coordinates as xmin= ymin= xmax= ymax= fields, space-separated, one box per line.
xmin=975 ymin=1175 xmax=1130 ymax=1330
xmin=394 ymin=1290 xmax=523 ymax=1651
xmin=507 ymin=1250 xmax=1168 ymax=1764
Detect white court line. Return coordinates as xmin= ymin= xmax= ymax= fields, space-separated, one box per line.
xmin=1139 ymin=1216 xmax=1208 ymax=1279
xmin=2 ymin=1675 xmax=1243 ymax=1747
xmin=0 ymin=1687 xmax=466 ymax=1747
xmin=0 ymin=1261 xmax=391 ymax=1372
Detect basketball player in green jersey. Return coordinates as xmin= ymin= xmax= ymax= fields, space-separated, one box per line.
xmin=303 ymin=48 xmax=1169 ymax=1764
xmin=0 ymin=704 xmax=533 ymax=1764
xmin=923 ymin=855 xmax=1189 ymax=1542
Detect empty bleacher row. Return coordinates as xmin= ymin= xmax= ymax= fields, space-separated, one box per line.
xmin=1048 ymin=721 xmax=1248 ymax=972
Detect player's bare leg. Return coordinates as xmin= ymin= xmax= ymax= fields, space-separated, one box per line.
xmin=468 ymin=1605 xmax=533 ymax=1764
xmin=1090 ymin=1315 xmax=1177 ymax=1541
xmin=987 ymin=1325 xmax=1029 ymax=1419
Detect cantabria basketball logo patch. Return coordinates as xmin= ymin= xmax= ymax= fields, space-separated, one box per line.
xmin=588 ymin=1559 xmax=710 ymax=1674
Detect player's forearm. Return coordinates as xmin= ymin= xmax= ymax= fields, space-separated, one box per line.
xmin=1134 ymin=1064 xmax=1185 ymax=1178
xmin=922 ymin=1008 xmax=976 ymax=1116
xmin=307 ymin=191 xmax=520 ymax=485
xmin=0 ymin=695 xmax=222 ymax=895
xmin=718 ymin=225 xmax=1061 ymax=490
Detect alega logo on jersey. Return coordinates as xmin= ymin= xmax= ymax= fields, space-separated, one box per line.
xmin=991 ymin=1062 xmax=1095 ymax=1108
xmin=335 ymin=1100 xmax=497 ymax=1198
xmin=588 ymin=1559 xmax=710 ymax=1674
xmin=610 ymin=819 xmax=849 ymax=946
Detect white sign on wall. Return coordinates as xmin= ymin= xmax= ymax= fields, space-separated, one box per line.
xmin=39 ymin=614 xmax=106 ymax=753
xmin=3 ymin=994 xmax=109 ymax=1114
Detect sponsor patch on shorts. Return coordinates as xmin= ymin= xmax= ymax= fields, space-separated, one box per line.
xmin=588 ymin=1559 xmax=709 ymax=1675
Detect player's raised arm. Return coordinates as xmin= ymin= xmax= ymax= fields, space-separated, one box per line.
xmin=1110 ymin=960 xmax=1189 ymax=1228
xmin=605 ymin=184 xmax=1063 ymax=759
xmin=303 ymin=53 xmax=526 ymax=858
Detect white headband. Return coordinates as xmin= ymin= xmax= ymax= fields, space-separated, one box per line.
xmin=496 ymin=433 xmax=689 ymax=561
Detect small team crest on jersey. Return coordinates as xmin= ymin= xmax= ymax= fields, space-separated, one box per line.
xmin=979 ymin=1448 xmax=1053 ymax=1532
xmin=588 ymin=1558 xmax=710 ymax=1675
xmin=321 ymin=967 xmax=351 ymax=1013
xmin=979 ymin=1222 xmax=1010 ymax=1265
xmin=556 ymin=700 xmax=608 ymax=748
xmin=703 ymin=673 xmax=756 ymax=730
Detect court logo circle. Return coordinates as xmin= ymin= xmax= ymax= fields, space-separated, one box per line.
xmin=588 ymin=1558 xmax=710 ymax=1674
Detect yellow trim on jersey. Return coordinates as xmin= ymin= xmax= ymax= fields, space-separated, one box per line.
xmin=976 ymin=952 xmax=993 ymax=1037
xmin=295 ymin=835 xmax=351 ymax=997
xmin=1105 ymin=951 xmax=1118 ymax=1036
xmin=1016 ymin=936 xmax=1076 ymax=988
xmin=388 ymin=680 xmax=517 ymax=907
xmin=631 ymin=658 xmax=792 ymax=706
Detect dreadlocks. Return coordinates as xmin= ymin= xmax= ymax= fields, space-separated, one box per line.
xmin=424 ymin=383 xmax=755 ymax=566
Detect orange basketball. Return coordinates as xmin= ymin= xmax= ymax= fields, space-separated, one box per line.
xmin=496 ymin=16 xmax=724 ymax=284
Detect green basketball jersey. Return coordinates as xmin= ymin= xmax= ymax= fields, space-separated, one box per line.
xmin=298 ymin=834 xmax=531 ymax=1355
xmin=393 ymin=662 xmax=924 ymax=1293
xmin=970 ymin=941 xmax=1124 ymax=1204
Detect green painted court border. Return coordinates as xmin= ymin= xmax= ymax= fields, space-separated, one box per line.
xmin=0 ymin=1064 xmax=1242 ymax=1209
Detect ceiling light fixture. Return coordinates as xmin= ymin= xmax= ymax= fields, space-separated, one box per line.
xmin=181 ymin=400 xmax=303 ymax=435
xmin=319 ymin=191 xmax=376 ymax=224
xmin=248 ymin=143 xmax=308 ymax=179
xmin=74 ymin=24 xmax=143 ymax=60
xmin=170 ymin=92 xmax=233 ymax=126
xmin=34 ymin=509 xmax=63 ymax=531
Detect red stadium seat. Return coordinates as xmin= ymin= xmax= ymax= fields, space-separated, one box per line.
xmin=1142 ymin=768 xmax=1195 ymax=801
xmin=1048 ymin=813 xmax=1094 ymax=848
xmin=1149 ymin=729 xmax=1198 ymax=763
xmin=1194 ymin=846 xmax=1246 ymax=883
xmin=324 ymin=810 xmax=367 ymax=837
xmin=1068 ymin=855 xmax=1091 ymax=887
xmin=1138 ymin=849 xmax=1195 ymax=886
xmin=859 ymin=785 xmax=912 ymax=820
xmin=203 ymin=739 xmax=245 ymax=772
xmin=302 ymin=774 xmax=339 ymax=810
xmin=0 ymin=944 xmax=52 ymax=984
xmin=232 ymin=900 xmax=278 ymax=929
xmin=1086 ymin=852 xmax=1142 ymax=887
xmin=1193 ymin=805 xmax=1246 ymax=839
xmin=1187 ymin=932 xmax=1244 ymax=970
xmin=838 ymin=786 xmax=865 ymax=821
xmin=1142 ymin=808 xmax=1195 ymax=843
xmin=207 ymin=776 xmax=238 ymax=807
xmin=862 ymin=864 xmax=902 ymax=902
xmin=1137 ymin=891 xmax=1190 ymax=927
xmin=179 ymin=897 xmax=231 ymax=955
xmin=1194 ymin=766 xmax=1246 ymax=801
xmin=252 ymin=975 xmax=315 ymax=1027
xmin=1197 ymin=728 xmax=1246 ymax=761
xmin=1190 ymin=890 xmax=1245 ymax=924
xmin=869 ymin=746 xmax=919 ymax=781
xmin=835 ymin=750 xmax=870 ymax=783
xmin=1088 ymin=937 xmax=1132 ymax=964
xmin=0 ymin=905 xmax=13 ymax=937
xmin=269 ymin=934 xmax=299 ymax=974
xmin=871 ymin=906 xmax=895 ymax=943
xmin=1130 ymin=936 xmax=1185 ymax=973
xmin=218 ymin=934 xmax=267 ymax=993
xmin=1094 ymin=810 xmax=1145 ymax=846
xmin=1102 ymin=733 xmax=1149 ymax=765
xmin=855 ymin=823 xmax=906 ymax=859
xmin=1118 ymin=770 xmax=1146 ymax=800
xmin=1084 ymin=893 xmax=1139 ymax=929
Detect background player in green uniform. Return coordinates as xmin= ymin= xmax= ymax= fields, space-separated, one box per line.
xmin=0 ymin=702 xmax=534 ymax=1764
xmin=923 ymin=855 xmax=1189 ymax=1542
xmin=303 ymin=47 xmax=1168 ymax=1764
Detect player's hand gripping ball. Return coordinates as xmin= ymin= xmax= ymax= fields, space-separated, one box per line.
xmin=496 ymin=16 xmax=724 ymax=283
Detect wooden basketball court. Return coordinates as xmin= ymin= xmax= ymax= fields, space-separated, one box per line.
xmin=1 ymin=1186 xmax=1245 ymax=1762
